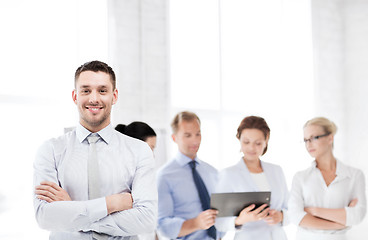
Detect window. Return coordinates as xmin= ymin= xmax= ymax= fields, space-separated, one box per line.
xmin=0 ymin=1 xmax=108 ymax=238
xmin=170 ymin=1 xmax=314 ymax=237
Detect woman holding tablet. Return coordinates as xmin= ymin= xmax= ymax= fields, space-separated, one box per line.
xmin=288 ymin=117 xmax=366 ymax=240
xmin=216 ymin=116 xmax=289 ymax=240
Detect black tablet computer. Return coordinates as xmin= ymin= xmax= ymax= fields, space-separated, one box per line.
xmin=210 ymin=192 xmax=271 ymax=217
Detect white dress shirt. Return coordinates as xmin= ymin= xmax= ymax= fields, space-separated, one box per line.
xmin=33 ymin=123 xmax=157 ymax=240
xmin=215 ymin=159 xmax=289 ymax=240
xmin=288 ymin=160 xmax=367 ymax=240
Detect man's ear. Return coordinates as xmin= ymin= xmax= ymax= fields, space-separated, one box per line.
xmin=112 ymin=88 xmax=118 ymax=105
xmin=72 ymin=89 xmax=77 ymax=104
xmin=172 ymin=133 xmax=176 ymax=143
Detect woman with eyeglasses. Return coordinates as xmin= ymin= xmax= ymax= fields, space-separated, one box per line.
xmin=289 ymin=117 xmax=366 ymax=240
xmin=215 ymin=116 xmax=289 ymax=240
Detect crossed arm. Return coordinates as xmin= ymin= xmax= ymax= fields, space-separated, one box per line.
xmin=34 ymin=177 xmax=156 ymax=236
xmin=289 ymin=170 xmax=366 ymax=230
xmin=300 ymin=199 xmax=358 ymax=230
xmin=35 ymin=181 xmax=133 ymax=214
xmin=33 ymin=141 xmax=157 ymax=236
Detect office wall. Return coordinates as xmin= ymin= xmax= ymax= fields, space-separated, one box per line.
xmin=107 ymin=0 xmax=368 ymax=238
xmin=108 ymin=0 xmax=170 ymax=169
xmin=312 ymin=0 xmax=368 ymax=237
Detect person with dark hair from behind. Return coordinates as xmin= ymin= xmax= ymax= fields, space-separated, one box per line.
xmin=33 ymin=60 xmax=157 ymax=240
xmin=115 ymin=122 xmax=157 ymax=151
xmin=115 ymin=121 xmax=158 ymax=240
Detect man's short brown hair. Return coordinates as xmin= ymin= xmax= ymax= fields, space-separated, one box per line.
xmin=74 ymin=60 xmax=116 ymax=90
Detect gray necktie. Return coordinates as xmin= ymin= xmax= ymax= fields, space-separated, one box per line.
xmin=87 ymin=134 xmax=108 ymax=240
xmin=87 ymin=134 xmax=101 ymax=200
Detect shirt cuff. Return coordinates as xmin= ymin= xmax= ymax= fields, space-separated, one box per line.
xmin=345 ymin=206 xmax=353 ymax=226
xmin=85 ymin=197 xmax=108 ymax=224
xmin=291 ymin=210 xmax=307 ymax=226
xmin=158 ymin=217 xmax=186 ymax=239
xmin=281 ymin=209 xmax=289 ymax=226
xmin=215 ymin=216 xmax=237 ymax=232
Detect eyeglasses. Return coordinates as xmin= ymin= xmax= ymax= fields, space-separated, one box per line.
xmin=303 ymin=133 xmax=330 ymax=144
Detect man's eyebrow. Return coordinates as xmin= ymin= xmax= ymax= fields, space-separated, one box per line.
xmin=79 ymin=85 xmax=109 ymax=88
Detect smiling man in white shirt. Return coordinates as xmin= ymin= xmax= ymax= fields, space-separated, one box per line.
xmin=33 ymin=60 xmax=157 ymax=240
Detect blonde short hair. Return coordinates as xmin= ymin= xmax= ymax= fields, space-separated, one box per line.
xmin=171 ymin=111 xmax=200 ymax=134
xmin=304 ymin=117 xmax=337 ymax=136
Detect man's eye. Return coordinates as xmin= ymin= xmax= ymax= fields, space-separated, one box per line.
xmin=100 ymin=89 xmax=107 ymax=93
xmin=81 ymin=89 xmax=90 ymax=93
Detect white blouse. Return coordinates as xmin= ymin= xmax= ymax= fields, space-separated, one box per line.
xmin=288 ymin=160 xmax=367 ymax=239
xmin=250 ymin=172 xmax=271 ymax=191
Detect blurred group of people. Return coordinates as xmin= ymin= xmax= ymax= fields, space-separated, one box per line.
xmin=154 ymin=112 xmax=366 ymax=240
xmin=33 ymin=61 xmax=366 ymax=240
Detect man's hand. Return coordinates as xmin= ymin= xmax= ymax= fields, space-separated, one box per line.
xmin=178 ymin=209 xmax=218 ymax=237
xmin=35 ymin=181 xmax=71 ymax=202
xmin=235 ymin=204 xmax=269 ymax=226
xmin=194 ymin=209 xmax=218 ymax=230
xmin=264 ymin=209 xmax=283 ymax=225
xmin=106 ymin=193 xmax=133 ymax=214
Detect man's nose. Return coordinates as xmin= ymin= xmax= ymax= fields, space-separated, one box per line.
xmin=89 ymin=90 xmax=99 ymax=103
xmin=192 ymin=136 xmax=201 ymax=144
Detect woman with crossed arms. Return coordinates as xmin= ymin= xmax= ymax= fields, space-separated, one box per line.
xmin=216 ymin=116 xmax=289 ymax=240
xmin=289 ymin=117 xmax=366 ymax=239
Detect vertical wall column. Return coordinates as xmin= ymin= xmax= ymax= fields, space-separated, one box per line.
xmin=311 ymin=0 xmax=346 ymax=159
xmin=311 ymin=0 xmax=368 ymax=169
xmin=107 ymin=0 xmax=169 ymax=166
xmin=344 ymin=0 xmax=368 ymax=169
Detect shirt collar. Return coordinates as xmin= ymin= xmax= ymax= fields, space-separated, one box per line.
xmin=237 ymin=158 xmax=249 ymax=172
xmin=175 ymin=151 xmax=200 ymax=167
xmin=237 ymin=157 xmax=266 ymax=173
xmin=311 ymin=159 xmax=350 ymax=178
xmin=335 ymin=159 xmax=350 ymax=178
xmin=76 ymin=123 xmax=113 ymax=144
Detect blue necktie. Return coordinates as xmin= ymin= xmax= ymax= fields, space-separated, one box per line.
xmin=189 ymin=161 xmax=217 ymax=240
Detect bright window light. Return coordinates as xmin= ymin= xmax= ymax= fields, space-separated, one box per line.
xmin=0 ymin=1 xmax=108 ymax=239
xmin=170 ymin=0 xmax=314 ymax=238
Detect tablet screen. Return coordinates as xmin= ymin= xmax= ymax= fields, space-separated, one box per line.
xmin=210 ymin=191 xmax=271 ymax=217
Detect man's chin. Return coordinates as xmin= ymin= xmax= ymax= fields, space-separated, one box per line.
xmin=82 ymin=116 xmax=107 ymax=128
